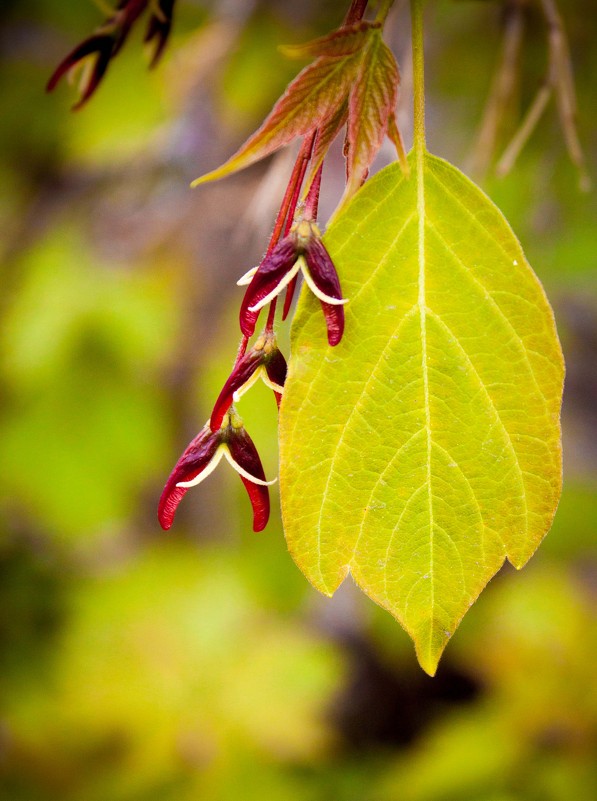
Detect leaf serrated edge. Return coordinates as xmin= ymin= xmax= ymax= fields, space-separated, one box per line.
xmin=343 ymin=32 xmax=399 ymax=201
xmin=280 ymin=20 xmax=380 ymax=59
xmin=192 ymin=53 xmax=361 ymax=186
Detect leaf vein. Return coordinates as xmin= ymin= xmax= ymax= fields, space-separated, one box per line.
xmin=426 ymin=308 xmax=529 ymax=539
xmin=429 ymin=227 xmax=548 ymax=404
xmin=315 ymin=304 xmax=420 ymax=586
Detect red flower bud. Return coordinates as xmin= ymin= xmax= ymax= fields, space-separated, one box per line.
xmin=158 ymin=410 xmax=275 ymax=532
xmin=211 ymin=332 xmax=287 ymax=430
xmin=239 ymin=219 xmax=347 ymax=346
xmin=144 ymin=0 xmax=176 ymax=67
xmin=46 ymin=0 xmax=175 ymax=108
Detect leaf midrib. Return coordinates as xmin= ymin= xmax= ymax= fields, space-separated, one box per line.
xmin=417 ymin=146 xmax=436 ymax=648
xmin=307 ymin=155 xmax=534 ymax=607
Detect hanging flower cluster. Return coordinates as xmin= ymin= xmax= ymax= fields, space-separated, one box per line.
xmin=47 ymin=0 xmax=405 ymax=532
xmin=46 ymin=0 xmax=176 ymax=109
xmin=158 ymin=157 xmax=348 ymax=531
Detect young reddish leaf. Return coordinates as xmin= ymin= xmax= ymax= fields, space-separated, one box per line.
xmin=192 ymin=52 xmax=362 ymax=186
xmin=342 ymin=30 xmax=400 ymax=204
xmin=281 ymin=21 xmax=379 ymax=60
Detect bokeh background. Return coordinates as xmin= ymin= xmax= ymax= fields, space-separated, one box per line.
xmin=0 ymin=1 xmax=595 ymax=799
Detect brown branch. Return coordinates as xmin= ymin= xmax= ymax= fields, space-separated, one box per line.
xmin=468 ymin=0 xmax=525 ymax=178
xmin=495 ymin=79 xmax=552 ymax=176
xmin=540 ymin=0 xmax=591 ymax=190
xmin=494 ymin=0 xmax=590 ymax=187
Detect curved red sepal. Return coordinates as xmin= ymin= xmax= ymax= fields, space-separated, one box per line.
xmin=321 ymin=302 xmax=345 ymax=346
xmin=239 ymin=477 xmax=270 ymax=532
xmin=304 ymin=237 xmax=344 ymax=300
xmin=210 ymin=349 xmax=263 ymax=430
xmin=144 ymin=0 xmax=175 ymax=67
xmin=46 ymin=34 xmax=115 ymax=107
xmin=265 ymin=347 xmax=288 ymax=407
xmin=304 ymin=237 xmax=345 ymax=346
xmin=158 ymin=425 xmax=220 ymax=530
xmin=240 ymin=238 xmax=297 ymax=337
xmin=47 ymin=0 xmax=152 ymax=109
xmin=227 ymin=427 xmax=270 ymax=531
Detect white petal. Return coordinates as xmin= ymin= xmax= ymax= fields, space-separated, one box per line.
xmin=232 ymin=366 xmax=264 ymax=402
xmin=301 ymin=260 xmax=349 ymax=306
xmin=237 ymin=266 xmax=258 ymax=286
xmin=232 ymin=367 xmax=284 ymax=403
xmin=261 ymin=373 xmax=285 ymax=395
xmin=176 ymin=446 xmax=225 ymax=488
xmin=247 ymin=260 xmax=301 ymax=313
xmin=222 ymin=448 xmax=277 ymax=486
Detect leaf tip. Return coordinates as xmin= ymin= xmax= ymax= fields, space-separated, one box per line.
xmin=190 ymin=174 xmax=210 ymax=188
xmin=508 ymin=551 xmax=533 ymax=571
xmin=419 ymin=660 xmax=438 ymax=678
xmin=191 ymin=163 xmax=237 ymax=187
xmin=278 ymin=42 xmax=304 ymax=60
xmin=412 ymin=617 xmax=455 ymax=676
xmin=414 ymin=643 xmax=443 ymax=677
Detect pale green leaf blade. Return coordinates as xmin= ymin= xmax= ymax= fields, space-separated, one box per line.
xmin=279 ymin=152 xmax=564 ymax=676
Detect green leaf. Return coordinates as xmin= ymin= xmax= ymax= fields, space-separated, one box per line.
xmin=279 ymin=151 xmax=564 ymax=675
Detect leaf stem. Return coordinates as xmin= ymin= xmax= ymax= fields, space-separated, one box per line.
xmin=375 ymin=0 xmax=395 ymax=24
xmin=265 ymin=297 xmax=277 ymax=332
xmin=304 ymin=163 xmax=323 ymax=220
xmin=410 ymin=0 xmax=426 ymax=157
xmin=232 ymin=334 xmax=250 ymax=374
xmin=266 ymin=133 xmax=314 ymax=256
xmin=344 ymin=0 xmax=369 ymax=25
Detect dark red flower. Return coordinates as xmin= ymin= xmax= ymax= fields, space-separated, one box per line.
xmin=47 ymin=0 xmax=176 ymax=109
xmin=144 ymin=0 xmax=176 ymax=67
xmin=211 ymin=331 xmax=287 ymax=430
xmin=158 ymin=410 xmax=275 ymax=532
xmin=46 ymin=31 xmax=118 ymax=109
xmin=238 ymin=219 xmax=348 ymax=346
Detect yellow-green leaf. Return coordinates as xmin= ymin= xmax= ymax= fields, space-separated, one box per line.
xmin=279 ymin=151 xmax=564 ymax=675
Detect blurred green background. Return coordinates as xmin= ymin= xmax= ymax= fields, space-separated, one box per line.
xmin=0 ymin=1 xmax=595 ymax=799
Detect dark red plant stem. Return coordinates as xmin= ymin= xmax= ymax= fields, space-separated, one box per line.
xmin=284 ymin=140 xmax=313 ymax=232
xmin=277 ymin=135 xmax=316 ymax=321
xmin=304 ymin=163 xmax=323 ymax=220
xmin=213 ymin=331 xmax=249 ymax=431
xmin=229 ymin=136 xmax=316 ymax=382
xmin=281 ymin=159 xmax=322 ymax=321
xmin=265 ymin=297 xmax=277 ymax=332
xmin=344 ymin=0 xmax=369 ymax=25
xmin=264 ymin=132 xmax=315 ymax=329
xmin=268 ymin=132 xmax=316 ymax=252
xmin=232 ymin=333 xmax=250 ymax=370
